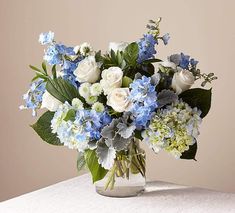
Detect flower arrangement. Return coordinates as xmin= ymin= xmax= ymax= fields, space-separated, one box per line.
xmin=20 ymin=18 xmax=217 ymax=190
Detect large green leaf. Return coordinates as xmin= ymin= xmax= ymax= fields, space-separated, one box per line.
xmin=123 ymin=42 xmax=139 ymax=67
xmin=84 ymin=149 xmax=108 ymax=183
xmin=179 ymin=88 xmax=212 ymax=118
xmin=77 ymin=152 xmax=86 ymax=172
xmin=31 ymin=111 xmax=62 ymax=146
xmin=180 ymin=142 xmax=197 ymax=160
xmin=46 ymin=77 xmax=80 ymax=104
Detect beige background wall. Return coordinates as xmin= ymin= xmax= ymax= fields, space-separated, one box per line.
xmin=1 ymin=0 xmax=234 ymax=201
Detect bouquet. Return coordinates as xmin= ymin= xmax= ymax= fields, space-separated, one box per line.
xmin=20 ymin=18 xmax=217 ymax=192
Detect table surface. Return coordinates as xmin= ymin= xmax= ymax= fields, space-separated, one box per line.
xmin=0 ymin=174 xmax=234 ymax=213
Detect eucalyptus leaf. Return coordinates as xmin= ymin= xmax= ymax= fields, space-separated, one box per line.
xmin=117 ymin=123 xmax=136 ymax=139
xmin=31 ymin=111 xmax=62 ymax=146
xmin=96 ymin=139 xmax=116 ymax=170
xmin=158 ymin=89 xmax=178 ymax=108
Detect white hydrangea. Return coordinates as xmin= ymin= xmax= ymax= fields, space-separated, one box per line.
xmin=79 ymin=83 xmax=91 ymax=99
xmin=51 ymin=102 xmax=71 ymax=133
xmin=56 ymin=120 xmax=89 ymax=152
xmin=92 ymin=102 xmax=105 ymax=112
xmin=90 ymin=83 xmax=103 ymax=96
xmin=143 ymin=100 xmax=202 ymax=159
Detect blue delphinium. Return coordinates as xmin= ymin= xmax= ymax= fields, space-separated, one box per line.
xmin=169 ymin=53 xmax=198 ymax=70
xmin=162 ymin=33 xmax=170 ymax=45
xmin=129 ymin=76 xmax=158 ymax=129
xmin=43 ymin=44 xmax=76 ymax=66
xmin=137 ymin=34 xmax=157 ymax=63
xmin=20 ymin=79 xmax=46 ymax=116
xmin=55 ymin=44 xmax=75 ymax=56
xmin=43 ymin=45 xmax=62 ymax=65
xmin=38 ymin=31 xmax=54 ymax=45
xmin=179 ymin=53 xmax=190 ymax=69
xmin=62 ymin=60 xmax=80 ymax=87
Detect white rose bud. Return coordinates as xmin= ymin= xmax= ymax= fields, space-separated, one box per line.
xmin=100 ymin=67 xmax=123 ymax=95
xmin=41 ymin=91 xmax=62 ymax=112
xmin=107 ymin=88 xmax=132 ymax=112
xmin=108 ymin=42 xmax=128 ymax=53
xmin=74 ymin=56 xmax=100 ymax=83
xmin=172 ymin=70 xmax=195 ymax=94
xmin=160 ymin=60 xmax=176 ymax=69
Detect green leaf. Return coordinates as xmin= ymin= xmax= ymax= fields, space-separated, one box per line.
xmin=123 ymin=42 xmax=139 ymax=67
xmin=29 ymin=65 xmax=43 ymax=73
xmin=31 ymin=111 xmax=62 ymax=146
xmin=77 ymin=152 xmax=86 ymax=172
xmin=46 ymin=77 xmax=80 ymax=104
xmin=179 ymin=88 xmax=212 ymax=118
xmin=180 ymin=142 xmax=197 ymax=160
xmin=142 ymin=58 xmax=162 ymax=64
xmin=95 ymin=50 xmax=102 ymax=62
xmin=64 ymin=109 xmax=76 ymax=122
xmin=122 ymin=76 xmax=133 ymax=87
xmin=42 ymin=62 xmax=47 ymax=74
xmin=84 ymin=149 xmax=108 ymax=183
xmin=134 ymin=130 xmax=143 ymax=140
xmin=51 ymin=65 xmax=57 ymax=79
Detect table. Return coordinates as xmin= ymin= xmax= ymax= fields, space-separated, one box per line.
xmin=0 ymin=174 xmax=234 ymax=213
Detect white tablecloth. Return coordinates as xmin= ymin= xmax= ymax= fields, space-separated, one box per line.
xmin=0 ymin=174 xmax=234 ymax=213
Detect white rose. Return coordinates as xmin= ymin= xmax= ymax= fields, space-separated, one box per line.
xmin=172 ymin=70 xmax=195 ymax=94
xmin=108 ymin=42 xmax=128 ymax=53
xmin=100 ymin=67 xmax=123 ymax=95
xmin=107 ymin=88 xmax=132 ymax=112
xmin=41 ymin=91 xmax=62 ymax=112
xmin=74 ymin=56 xmax=100 ymax=83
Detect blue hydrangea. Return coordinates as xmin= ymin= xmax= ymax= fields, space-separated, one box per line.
xmin=162 ymin=33 xmax=170 ymax=45
xmin=20 ymin=79 xmax=46 ymax=116
xmin=137 ymin=34 xmax=157 ymax=63
xmin=128 ymin=76 xmax=158 ymax=129
xmin=38 ymin=31 xmax=54 ymax=45
xmin=74 ymin=110 xmax=112 ymax=141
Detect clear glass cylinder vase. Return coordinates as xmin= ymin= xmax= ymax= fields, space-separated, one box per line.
xmin=95 ymin=139 xmax=146 ymax=197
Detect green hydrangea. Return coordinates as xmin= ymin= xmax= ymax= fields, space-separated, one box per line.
xmin=142 ymin=100 xmax=202 ymax=159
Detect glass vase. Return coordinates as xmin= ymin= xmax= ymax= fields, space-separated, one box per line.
xmin=95 ymin=139 xmax=146 ymax=197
